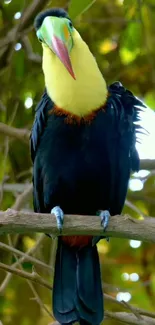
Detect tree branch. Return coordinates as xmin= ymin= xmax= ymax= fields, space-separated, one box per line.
xmin=105 ymin=311 xmax=155 ymax=325
xmin=2 ymin=183 xmax=30 ymax=193
xmin=22 ymin=36 xmax=41 ymax=63
xmin=0 ymin=258 xmax=155 ymax=324
xmin=12 ymin=183 xmax=33 ymax=210
xmin=104 ymin=293 xmax=155 ymax=319
xmin=0 ymin=261 xmax=52 ymax=290
xmin=0 ymin=0 xmax=50 ymax=68
xmin=140 ymin=159 xmax=155 ymax=170
xmin=28 ymin=281 xmax=53 ymax=319
xmin=0 ymin=241 xmax=53 ymax=271
xmin=0 ymin=209 xmax=155 ymax=242
xmin=0 ymin=234 xmax=45 ymax=294
xmin=5 ymin=234 xmax=54 ymax=320
xmin=18 ymin=0 xmax=51 ymax=32
xmin=0 ymin=123 xmax=30 ymax=143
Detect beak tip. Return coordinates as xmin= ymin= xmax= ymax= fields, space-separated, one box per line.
xmin=71 ymin=71 xmax=76 ymax=80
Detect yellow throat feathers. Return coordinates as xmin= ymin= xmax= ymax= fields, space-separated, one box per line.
xmin=42 ymin=29 xmax=107 ymax=117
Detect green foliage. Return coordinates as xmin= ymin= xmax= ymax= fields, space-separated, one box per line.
xmin=0 ymin=0 xmax=155 ymax=324
xmin=69 ymin=0 xmax=96 ymax=19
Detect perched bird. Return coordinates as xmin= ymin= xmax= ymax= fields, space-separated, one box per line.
xmin=31 ymin=7 xmax=145 ymax=325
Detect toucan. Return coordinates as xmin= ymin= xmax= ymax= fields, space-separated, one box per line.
xmin=31 ymin=7 xmax=145 ymax=325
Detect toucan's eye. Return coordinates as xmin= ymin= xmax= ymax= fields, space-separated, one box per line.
xmin=69 ymin=21 xmax=73 ymax=29
xmin=36 ymin=30 xmax=44 ymax=43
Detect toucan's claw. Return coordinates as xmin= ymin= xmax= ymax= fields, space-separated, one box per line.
xmin=51 ymin=206 xmax=64 ymax=233
xmin=92 ymin=210 xmax=110 ymax=246
xmin=100 ymin=209 xmax=110 ymax=242
xmin=100 ymin=210 xmax=110 ymax=231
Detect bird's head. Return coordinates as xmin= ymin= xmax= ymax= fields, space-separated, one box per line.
xmin=34 ymin=8 xmax=75 ymax=79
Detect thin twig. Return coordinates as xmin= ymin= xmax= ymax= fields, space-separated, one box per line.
xmin=12 ymin=183 xmax=33 ymax=210
xmin=104 ymin=293 xmax=155 ymax=319
xmin=0 ymin=100 xmax=6 ymax=111
xmin=22 ymin=36 xmax=41 ymax=63
xmin=0 ymin=241 xmax=53 ymax=271
xmin=105 ymin=311 xmax=155 ymax=325
xmin=0 ymin=261 xmax=52 ymax=290
xmin=29 ymin=281 xmax=53 ymax=319
xmin=7 ymin=235 xmax=54 ymax=320
xmin=16 ymin=168 xmax=32 ymax=180
xmin=122 ymin=300 xmax=144 ymax=321
xmin=0 ymin=138 xmax=9 ymax=206
xmin=0 ymin=0 xmax=50 ymax=68
xmin=0 ymin=102 xmax=19 ymax=206
xmin=0 ymin=122 xmax=30 ymax=142
xmin=0 ymin=234 xmax=45 ymax=294
xmin=125 ymin=199 xmax=145 ymax=218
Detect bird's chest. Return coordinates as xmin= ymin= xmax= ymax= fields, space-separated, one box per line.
xmin=38 ymin=112 xmax=114 ymax=217
xmin=40 ymin=114 xmax=108 ymax=181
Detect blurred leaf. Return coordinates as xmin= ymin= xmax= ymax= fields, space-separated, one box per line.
xmin=121 ymin=22 xmax=142 ymax=51
xmin=123 ymin=0 xmax=137 ymax=18
xmin=68 ymin=0 xmax=96 ymax=19
xmin=144 ymin=91 xmax=155 ymax=110
xmin=13 ymin=50 xmax=25 ymax=80
xmin=99 ymin=39 xmax=117 ymax=55
xmin=23 ymin=236 xmax=36 ymax=249
xmin=120 ymin=47 xmax=140 ymax=65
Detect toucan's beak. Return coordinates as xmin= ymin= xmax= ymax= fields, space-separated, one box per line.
xmin=37 ymin=16 xmax=75 ymax=79
xmin=51 ymin=35 xmax=75 ymax=79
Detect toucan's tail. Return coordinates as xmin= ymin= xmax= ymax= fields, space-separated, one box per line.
xmin=53 ymin=239 xmax=103 ymax=325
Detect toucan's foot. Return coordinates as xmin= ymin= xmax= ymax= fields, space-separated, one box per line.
xmin=100 ymin=209 xmax=110 ymax=242
xmin=46 ymin=233 xmax=52 ymax=238
xmin=51 ymin=206 xmax=64 ymax=233
xmin=100 ymin=209 xmax=110 ymax=231
xmin=92 ymin=210 xmax=110 ymax=246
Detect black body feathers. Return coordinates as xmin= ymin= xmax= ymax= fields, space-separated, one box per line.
xmin=31 ymin=82 xmax=145 ymax=324
xmin=53 ymin=242 xmax=103 ymax=324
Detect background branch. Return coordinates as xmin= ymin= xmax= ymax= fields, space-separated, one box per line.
xmin=104 ymin=294 xmax=155 ymax=319
xmin=0 ymin=259 xmax=155 ymax=324
xmin=140 ymin=159 xmax=155 ymax=170
xmin=0 ymin=241 xmax=53 ymax=272
xmin=0 ymin=261 xmax=52 ymax=290
xmin=22 ymin=36 xmax=41 ymax=63
xmin=0 ymin=0 xmax=50 ymax=68
xmin=105 ymin=311 xmax=155 ymax=325
xmin=0 ymin=123 xmax=30 ymax=142
xmin=18 ymin=0 xmax=51 ymax=32
xmin=12 ymin=183 xmax=33 ymax=210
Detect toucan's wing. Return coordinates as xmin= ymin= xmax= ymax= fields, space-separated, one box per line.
xmin=107 ymin=81 xmax=147 ymax=214
xmin=108 ymin=81 xmax=146 ymax=172
xmin=30 ymin=90 xmax=54 ymax=162
xmin=30 ymin=90 xmax=54 ymax=212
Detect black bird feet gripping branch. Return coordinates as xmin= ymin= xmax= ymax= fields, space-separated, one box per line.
xmin=51 ymin=206 xmax=64 ymax=233
xmin=92 ymin=209 xmax=110 ymax=246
